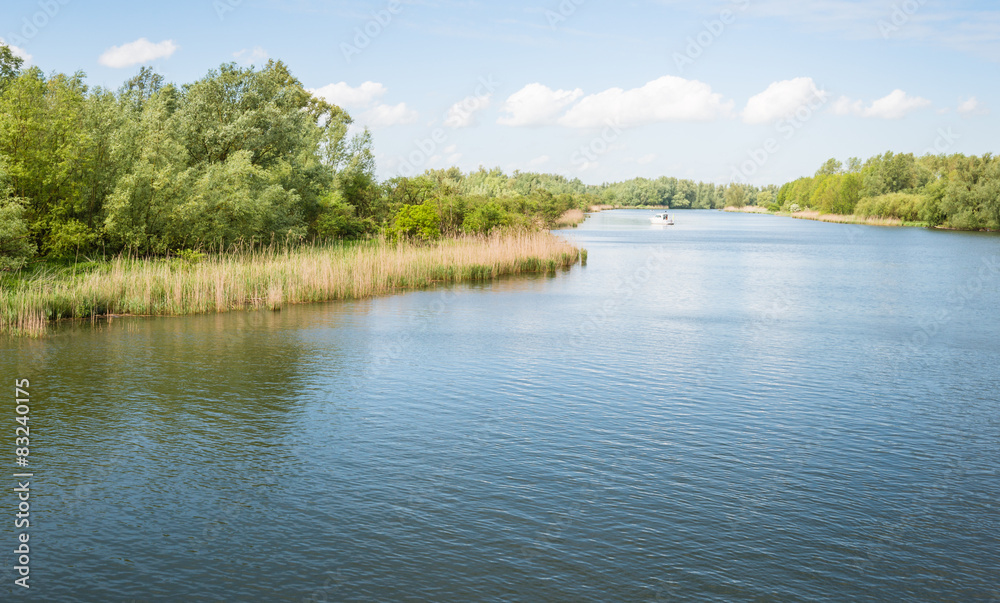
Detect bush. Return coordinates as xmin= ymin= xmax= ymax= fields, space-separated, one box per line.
xmin=854 ymin=192 xmax=922 ymax=221
xmin=390 ymin=203 xmax=440 ymax=242
xmin=0 ymin=200 xmax=35 ymax=271
xmin=46 ymin=219 xmax=100 ymax=257
xmin=315 ymin=193 xmax=375 ymax=240
xmin=462 ymin=201 xmax=510 ymax=234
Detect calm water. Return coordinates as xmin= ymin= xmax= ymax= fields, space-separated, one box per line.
xmin=3 ymin=210 xmax=1000 ymax=602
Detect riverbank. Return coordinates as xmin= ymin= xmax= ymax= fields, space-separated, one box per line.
xmin=589 ymin=204 xmax=670 ymax=212
xmin=723 ymin=206 xmax=929 ymax=227
xmin=0 ymin=232 xmax=583 ymax=337
xmin=723 ymin=206 xmax=770 ymax=214
xmin=789 ymin=210 xmax=928 ymax=227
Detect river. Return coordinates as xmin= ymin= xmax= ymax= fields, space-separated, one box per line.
xmin=3 ymin=209 xmax=999 ymax=601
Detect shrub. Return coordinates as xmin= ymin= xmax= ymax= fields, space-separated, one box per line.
xmin=390 ymin=203 xmax=440 ymax=242
xmin=462 ymin=201 xmax=510 ymax=234
xmin=854 ymin=192 xmax=922 ymax=222
xmin=0 ymin=200 xmax=35 ymax=271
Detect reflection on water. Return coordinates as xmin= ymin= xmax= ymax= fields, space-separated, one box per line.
xmin=2 ymin=210 xmax=999 ymax=601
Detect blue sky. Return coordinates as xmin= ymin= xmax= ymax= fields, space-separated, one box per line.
xmin=2 ymin=0 xmax=998 ymax=185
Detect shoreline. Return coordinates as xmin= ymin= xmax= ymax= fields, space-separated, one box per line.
xmin=1 ymin=233 xmax=583 ymax=337
xmin=724 ymin=207 xmax=932 ymax=228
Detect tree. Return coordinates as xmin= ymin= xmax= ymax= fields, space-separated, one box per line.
xmin=390 ymin=203 xmax=440 ymax=242
xmin=816 ymin=158 xmax=843 ymax=176
xmin=0 ymin=45 xmax=24 ymax=90
xmin=0 ymin=198 xmax=35 ymax=271
xmin=724 ymin=184 xmax=747 ymax=208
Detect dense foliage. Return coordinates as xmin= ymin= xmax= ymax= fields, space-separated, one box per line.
xmin=0 ymin=49 xmax=599 ymax=270
xmin=775 ymin=153 xmax=1000 ymax=230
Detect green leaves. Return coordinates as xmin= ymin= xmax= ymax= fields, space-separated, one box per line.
xmin=0 ymin=198 xmax=35 ymax=271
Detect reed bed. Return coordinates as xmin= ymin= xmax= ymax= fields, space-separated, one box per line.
xmin=0 ymin=232 xmax=581 ymax=337
xmin=790 ymin=210 xmax=913 ymax=227
xmin=555 ymin=208 xmax=587 ymax=228
xmin=724 ymin=206 xmax=770 ymax=214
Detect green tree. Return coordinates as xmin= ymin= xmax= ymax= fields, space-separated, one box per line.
xmin=0 ymin=198 xmax=35 ymax=271
xmin=390 ymin=203 xmax=440 ymax=242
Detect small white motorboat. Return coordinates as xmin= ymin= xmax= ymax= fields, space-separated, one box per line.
xmin=650 ymin=211 xmax=674 ymax=225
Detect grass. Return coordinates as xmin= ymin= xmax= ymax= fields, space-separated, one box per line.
xmin=723 ymin=206 xmax=930 ymax=228
xmin=723 ymin=206 xmax=770 ymax=214
xmin=789 ymin=210 xmax=928 ymax=228
xmin=555 ymin=208 xmax=587 ymax=228
xmin=0 ymin=232 xmax=583 ymax=337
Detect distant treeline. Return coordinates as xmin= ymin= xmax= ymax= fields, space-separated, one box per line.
xmin=773 ymin=153 xmax=1000 ymax=230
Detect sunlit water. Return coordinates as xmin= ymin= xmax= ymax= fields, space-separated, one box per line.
xmin=3 ymin=210 xmax=999 ymax=601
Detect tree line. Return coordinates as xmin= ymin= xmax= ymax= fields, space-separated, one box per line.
xmin=3 ymin=47 xmax=994 ymax=272
xmin=0 ymin=48 xmax=596 ymax=271
xmin=774 ymin=153 xmax=1000 ymax=229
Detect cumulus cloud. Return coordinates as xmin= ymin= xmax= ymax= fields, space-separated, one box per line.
xmin=444 ymin=93 xmax=492 ymax=128
xmin=233 ymin=46 xmax=268 ymax=65
xmin=358 ymin=102 xmax=418 ymax=127
xmin=558 ymin=76 xmax=734 ymax=128
xmin=831 ymin=96 xmax=864 ymax=116
xmin=957 ymin=96 xmax=989 ymax=116
xmin=832 ymin=89 xmax=932 ymax=119
xmin=98 ymin=38 xmax=178 ymax=68
xmin=528 ymin=155 xmax=550 ymax=166
xmin=497 ymin=83 xmax=584 ymax=126
xmin=742 ymin=77 xmax=828 ymax=124
xmin=310 ymin=81 xmax=417 ymax=128
xmin=310 ymin=81 xmax=388 ymax=108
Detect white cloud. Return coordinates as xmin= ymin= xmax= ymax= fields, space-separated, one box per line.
xmin=558 ymin=76 xmax=735 ymax=128
xmin=636 ymin=153 xmax=657 ymax=165
xmin=863 ymin=89 xmax=931 ymax=119
xmin=0 ymin=39 xmax=32 ymax=65
xmin=98 ymin=38 xmax=178 ymax=68
xmin=358 ymin=102 xmax=418 ymax=127
xmin=310 ymin=81 xmax=417 ymax=128
xmin=233 ymin=46 xmax=268 ymax=65
xmin=831 ymin=95 xmax=864 ymax=116
xmin=497 ymin=83 xmax=583 ymax=126
xmin=742 ymin=77 xmax=828 ymax=124
xmin=958 ymin=96 xmax=989 ymax=116
xmin=528 ymin=155 xmax=550 ymax=166
xmin=310 ymin=81 xmax=388 ymax=108
xmin=831 ymin=89 xmax=931 ymax=119
xmin=444 ymin=93 xmax=492 ymax=128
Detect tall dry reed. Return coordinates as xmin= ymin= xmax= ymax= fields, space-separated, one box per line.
xmin=0 ymin=232 xmax=581 ymax=337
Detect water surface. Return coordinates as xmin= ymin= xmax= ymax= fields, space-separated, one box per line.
xmin=3 ymin=210 xmax=999 ymax=601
